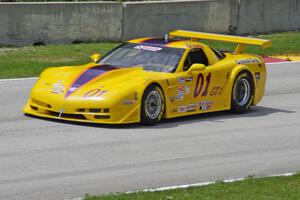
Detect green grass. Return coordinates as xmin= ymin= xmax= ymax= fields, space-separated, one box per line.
xmin=0 ymin=43 xmax=118 ymax=79
xmin=1 ymin=31 xmax=300 ymax=79
xmin=84 ymin=173 xmax=300 ymax=200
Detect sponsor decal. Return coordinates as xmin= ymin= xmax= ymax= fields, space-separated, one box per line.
xmin=121 ymin=99 xmax=135 ymax=105
xmin=177 ymin=77 xmax=185 ymax=83
xmin=255 ymin=72 xmax=260 ymax=80
xmin=175 ymin=95 xmax=184 ymax=101
xmin=174 ymin=86 xmax=190 ymax=101
xmin=169 ymin=96 xmax=175 ymax=102
xmin=185 ymin=86 xmax=190 ymax=95
xmin=199 ymin=100 xmax=213 ymax=111
xmin=52 ymin=81 xmax=65 ymax=94
xmin=187 ymin=103 xmax=196 ymax=112
xmin=177 ymin=86 xmax=185 ymax=95
xmin=175 ymin=86 xmax=186 ymax=101
xmin=236 ymin=58 xmax=260 ymax=65
xmin=178 ymin=106 xmax=187 ymax=113
xmin=187 ymin=41 xmax=203 ymax=49
xmin=185 ymin=77 xmax=193 ymax=82
xmin=178 ymin=76 xmax=193 ymax=84
xmin=134 ymin=45 xmax=162 ymax=52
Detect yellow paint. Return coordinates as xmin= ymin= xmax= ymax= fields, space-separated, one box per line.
xmin=90 ymin=53 xmax=101 ymax=63
xmin=24 ymin=30 xmax=270 ymax=124
xmin=169 ymin=30 xmax=272 ymax=53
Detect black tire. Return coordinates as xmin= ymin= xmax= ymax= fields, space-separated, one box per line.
xmin=141 ymin=84 xmax=165 ymax=125
xmin=231 ymin=71 xmax=254 ymax=113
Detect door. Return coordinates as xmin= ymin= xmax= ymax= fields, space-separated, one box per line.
xmin=182 ymin=48 xmax=228 ymax=114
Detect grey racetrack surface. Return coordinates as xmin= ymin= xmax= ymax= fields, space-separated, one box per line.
xmin=1 ymin=62 xmax=300 ymax=200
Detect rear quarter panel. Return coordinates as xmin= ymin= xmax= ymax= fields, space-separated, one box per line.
xmin=226 ymin=54 xmax=267 ymax=107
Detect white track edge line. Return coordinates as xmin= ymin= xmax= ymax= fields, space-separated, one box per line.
xmin=134 ymin=172 xmax=296 ymax=193
xmin=0 ymin=77 xmax=37 ymax=82
xmin=65 ymin=172 xmax=296 ymax=200
xmin=267 ymin=61 xmax=300 ymax=65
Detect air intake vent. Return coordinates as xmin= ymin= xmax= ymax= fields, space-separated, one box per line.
xmin=48 ymin=111 xmax=86 ymax=120
xmin=77 ymin=108 xmax=109 ymax=113
xmin=94 ymin=115 xmax=110 ymax=119
xmin=32 ymin=99 xmax=51 ymax=108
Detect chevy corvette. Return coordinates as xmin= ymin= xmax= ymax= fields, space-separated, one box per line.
xmin=24 ymin=30 xmax=271 ymax=125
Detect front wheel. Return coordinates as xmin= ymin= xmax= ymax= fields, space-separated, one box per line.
xmin=141 ymin=85 xmax=165 ymax=125
xmin=231 ymin=72 xmax=254 ymax=113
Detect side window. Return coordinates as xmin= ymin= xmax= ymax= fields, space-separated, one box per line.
xmin=211 ymin=47 xmax=225 ymax=60
xmin=183 ymin=48 xmax=209 ymax=71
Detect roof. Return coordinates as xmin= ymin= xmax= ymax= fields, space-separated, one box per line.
xmin=127 ymin=37 xmax=207 ymax=49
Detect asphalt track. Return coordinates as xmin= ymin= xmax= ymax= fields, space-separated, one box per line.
xmin=1 ymin=62 xmax=300 ymax=200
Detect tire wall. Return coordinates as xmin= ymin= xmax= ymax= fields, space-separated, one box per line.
xmin=238 ymin=0 xmax=300 ymax=34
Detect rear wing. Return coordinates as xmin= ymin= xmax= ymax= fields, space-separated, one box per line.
xmin=168 ymin=30 xmax=272 ymax=54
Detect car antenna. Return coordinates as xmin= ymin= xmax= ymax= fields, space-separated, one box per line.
xmin=164 ymin=34 xmax=169 ymax=42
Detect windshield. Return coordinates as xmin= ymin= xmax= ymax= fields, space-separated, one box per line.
xmin=99 ymin=43 xmax=185 ymax=72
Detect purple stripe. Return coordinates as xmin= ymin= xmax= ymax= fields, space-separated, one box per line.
xmin=65 ymin=65 xmax=117 ymax=98
xmin=141 ymin=38 xmax=176 ymax=47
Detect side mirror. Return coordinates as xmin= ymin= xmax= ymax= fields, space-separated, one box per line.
xmin=90 ymin=53 xmax=101 ymax=63
xmin=187 ymin=63 xmax=205 ymax=74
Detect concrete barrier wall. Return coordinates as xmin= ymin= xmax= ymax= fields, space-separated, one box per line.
xmin=122 ymin=0 xmax=237 ymax=40
xmin=238 ymin=0 xmax=300 ymax=34
xmin=0 ymin=2 xmax=123 ymax=46
xmin=0 ymin=0 xmax=300 ymax=46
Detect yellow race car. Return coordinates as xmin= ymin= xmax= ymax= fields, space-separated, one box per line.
xmin=24 ymin=30 xmax=271 ymax=125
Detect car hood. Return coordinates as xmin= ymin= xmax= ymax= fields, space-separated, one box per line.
xmin=34 ymin=64 xmax=166 ymax=101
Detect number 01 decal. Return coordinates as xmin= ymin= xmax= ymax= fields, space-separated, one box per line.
xmin=194 ymin=73 xmax=211 ymax=98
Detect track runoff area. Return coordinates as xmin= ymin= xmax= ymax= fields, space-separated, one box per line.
xmin=0 ymin=60 xmax=299 ymax=200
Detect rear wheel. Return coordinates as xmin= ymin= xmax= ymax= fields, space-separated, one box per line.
xmin=231 ymin=71 xmax=254 ymax=113
xmin=141 ymin=85 xmax=165 ymax=125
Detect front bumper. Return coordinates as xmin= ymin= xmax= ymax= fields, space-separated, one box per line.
xmin=23 ymin=98 xmax=141 ymax=124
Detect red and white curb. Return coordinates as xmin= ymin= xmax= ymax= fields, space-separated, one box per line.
xmin=65 ymin=172 xmax=296 ymax=200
